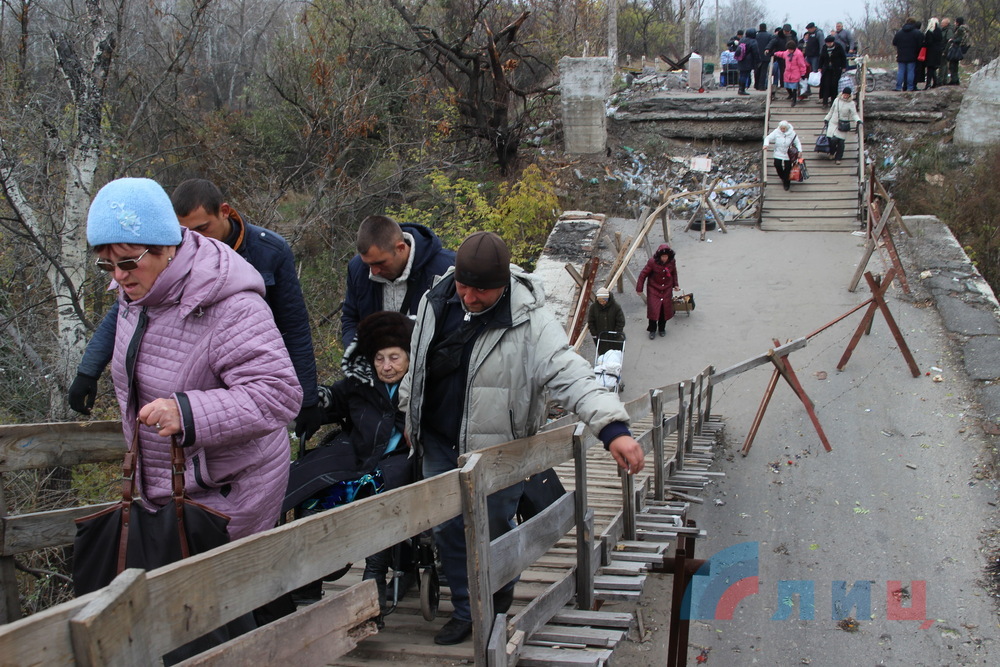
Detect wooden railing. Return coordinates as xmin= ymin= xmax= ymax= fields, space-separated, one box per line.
xmin=856 ymin=55 xmax=869 ymax=226
xmin=0 ymin=365 xmax=719 ymax=666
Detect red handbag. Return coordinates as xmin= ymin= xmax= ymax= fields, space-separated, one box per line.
xmin=917 ymin=47 xmax=927 ymax=62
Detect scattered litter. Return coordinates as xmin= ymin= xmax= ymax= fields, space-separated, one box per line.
xmin=714 ymin=498 xmax=726 ymax=506
xmin=814 ymin=370 xmax=828 ymax=380
xmin=920 ymin=270 xmax=933 ymax=279
xmin=924 ymin=173 xmax=945 ymax=186
xmin=906 ymin=463 xmax=918 ymax=470
xmin=838 ymin=617 xmax=860 ymax=632
xmin=932 ymin=375 xmax=944 ymax=382
xmin=930 ymin=366 xmax=943 ymax=372
xmin=880 ymin=430 xmax=893 ymax=437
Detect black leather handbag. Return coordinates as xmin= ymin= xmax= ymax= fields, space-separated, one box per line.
xmin=73 ymin=427 xmax=230 ymax=596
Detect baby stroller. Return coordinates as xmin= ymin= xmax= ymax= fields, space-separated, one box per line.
xmin=283 ymin=429 xmax=440 ymax=621
xmin=594 ymin=331 xmax=626 ymax=394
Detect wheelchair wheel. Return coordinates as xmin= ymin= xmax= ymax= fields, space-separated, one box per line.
xmin=420 ymin=567 xmax=439 ymax=621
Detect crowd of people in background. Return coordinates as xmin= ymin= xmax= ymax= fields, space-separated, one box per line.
xmin=720 ymin=15 xmax=970 ymax=100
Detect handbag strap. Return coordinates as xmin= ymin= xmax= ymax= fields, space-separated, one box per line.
xmin=171 ymin=435 xmax=191 ymax=559
xmin=116 ymin=421 xmax=191 ymax=572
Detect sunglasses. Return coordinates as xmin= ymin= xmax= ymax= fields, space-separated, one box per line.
xmin=95 ymin=248 xmax=151 ymax=272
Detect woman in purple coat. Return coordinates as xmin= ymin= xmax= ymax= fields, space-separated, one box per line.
xmin=636 ymin=243 xmax=679 ymax=339
xmin=86 ymin=178 xmax=302 ymax=542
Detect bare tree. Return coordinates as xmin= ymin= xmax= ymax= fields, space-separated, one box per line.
xmin=386 ymin=0 xmax=555 ymax=174
xmin=0 ymin=0 xmax=117 ymax=419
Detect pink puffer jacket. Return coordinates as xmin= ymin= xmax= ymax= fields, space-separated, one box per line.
xmin=774 ymin=49 xmax=809 ymax=83
xmin=109 ymin=230 xmax=302 ymax=539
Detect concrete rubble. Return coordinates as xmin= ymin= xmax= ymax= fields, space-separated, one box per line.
xmin=955 ymin=57 xmax=1000 ymax=145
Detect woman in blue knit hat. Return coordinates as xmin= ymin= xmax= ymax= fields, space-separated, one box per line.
xmin=85 ymin=177 xmax=302 ymax=555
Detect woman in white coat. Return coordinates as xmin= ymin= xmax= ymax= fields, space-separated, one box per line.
xmin=823 ymin=87 xmax=862 ymax=164
xmin=763 ymin=120 xmax=803 ymax=191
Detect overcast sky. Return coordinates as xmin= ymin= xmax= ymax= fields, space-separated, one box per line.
xmin=751 ymin=0 xmax=870 ymax=34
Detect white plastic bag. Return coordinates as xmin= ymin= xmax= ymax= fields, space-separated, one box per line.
xmin=807 ymin=71 xmax=821 ymax=87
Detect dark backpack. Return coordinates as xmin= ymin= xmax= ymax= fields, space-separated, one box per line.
xmin=734 ymin=42 xmax=747 ymax=61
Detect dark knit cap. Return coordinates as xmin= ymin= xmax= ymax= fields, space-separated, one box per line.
xmin=455 ymin=231 xmax=511 ymax=289
xmin=356 ymin=311 xmax=414 ymax=363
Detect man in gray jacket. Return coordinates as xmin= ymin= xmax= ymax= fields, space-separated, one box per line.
xmin=401 ymin=231 xmax=645 ymax=645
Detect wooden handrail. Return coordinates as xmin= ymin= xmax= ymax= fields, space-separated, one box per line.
xmin=0 ymin=360 xmax=728 ymax=665
xmin=856 ymin=56 xmax=869 ymax=225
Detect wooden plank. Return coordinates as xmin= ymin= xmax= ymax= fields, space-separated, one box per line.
xmin=518 ymin=645 xmax=612 ymax=666
xmin=593 ymin=575 xmax=644 ymax=591
xmin=550 ymin=609 xmax=633 ymax=629
xmin=491 ymin=492 xmax=575 ymax=589
xmin=530 ymin=624 xmax=625 ymax=648
xmin=508 ymin=569 xmax=576 ymax=642
xmin=487 ymin=612 xmax=508 ymax=667
xmin=0 ymin=421 xmax=124 ymax=472
xmin=504 ymin=629 xmax=525 ymax=667
xmin=458 ymin=425 xmax=576 ymax=495
xmin=709 ymin=337 xmax=808 ymax=385
xmin=0 ymin=471 xmax=463 ymax=666
xmin=181 ymin=581 xmax=379 ymax=667
xmin=2 ymin=502 xmax=117 ymax=555
xmin=0 ymin=484 xmax=21 ymax=623
xmin=70 ymin=569 xmax=155 ymax=667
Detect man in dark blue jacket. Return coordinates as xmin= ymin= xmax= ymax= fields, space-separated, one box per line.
xmin=893 ymin=17 xmax=924 ymax=91
xmin=69 ymin=179 xmax=323 ymax=442
xmin=341 ymin=215 xmax=455 ymax=348
xmin=755 ymin=24 xmax=771 ymax=90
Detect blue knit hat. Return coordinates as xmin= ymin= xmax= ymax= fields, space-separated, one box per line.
xmin=87 ymin=178 xmax=182 ymax=247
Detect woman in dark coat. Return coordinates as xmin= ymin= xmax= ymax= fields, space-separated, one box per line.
xmin=636 ymin=243 xmax=679 ymax=339
xmin=923 ymin=18 xmax=944 ymax=88
xmin=287 ymin=311 xmax=415 ymax=623
xmin=818 ymin=35 xmax=848 ymax=107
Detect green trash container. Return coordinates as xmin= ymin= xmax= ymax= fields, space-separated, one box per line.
xmin=703 ymin=62 xmax=716 ymax=76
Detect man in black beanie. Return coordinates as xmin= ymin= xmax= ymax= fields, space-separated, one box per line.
xmin=401 ymin=231 xmax=645 ymax=646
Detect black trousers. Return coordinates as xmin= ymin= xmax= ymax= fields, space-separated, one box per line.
xmin=828 ymin=136 xmax=846 ymax=161
xmin=773 ymin=158 xmax=793 ymax=186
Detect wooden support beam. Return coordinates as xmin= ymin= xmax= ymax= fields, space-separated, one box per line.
xmin=838 ymin=270 xmax=920 ymax=377
xmin=564 ymin=263 xmax=585 ymax=288
xmin=849 ymin=200 xmax=892 ymax=292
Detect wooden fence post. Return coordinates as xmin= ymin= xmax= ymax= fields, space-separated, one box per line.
xmin=675 ymin=383 xmax=686 ymax=472
xmin=0 ymin=482 xmax=21 ymax=623
xmin=573 ymin=425 xmax=595 ymax=610
xmin=459 ymin=453 xmax=492 ymax=666
xmin=650 ymin=389 xmax=665 ymax=501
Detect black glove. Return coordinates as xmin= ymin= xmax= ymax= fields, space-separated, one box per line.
xmin=68 ymin=373 xmax=99 ymax=415
xmin=294 ymin=403 xmax=325 ymax=444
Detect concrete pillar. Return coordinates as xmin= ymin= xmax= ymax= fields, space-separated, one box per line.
xmin=560 ymin=57 xmax=614 ymax=155
xmin=955 ymin=58 xmax=1000 ymax=145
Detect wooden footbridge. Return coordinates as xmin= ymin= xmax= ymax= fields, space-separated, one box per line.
xmin=761 ymin=59 xmax=870 ymax=232
xmin=0 ymin=366 xmax=726 ymax=666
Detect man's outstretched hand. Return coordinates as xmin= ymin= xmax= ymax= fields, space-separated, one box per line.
xmin=609 ymin=435 xmax=645 ymax=474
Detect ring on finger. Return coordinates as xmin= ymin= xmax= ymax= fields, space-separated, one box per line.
xmin=156 ymin=422 xmax=162 ymax=429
